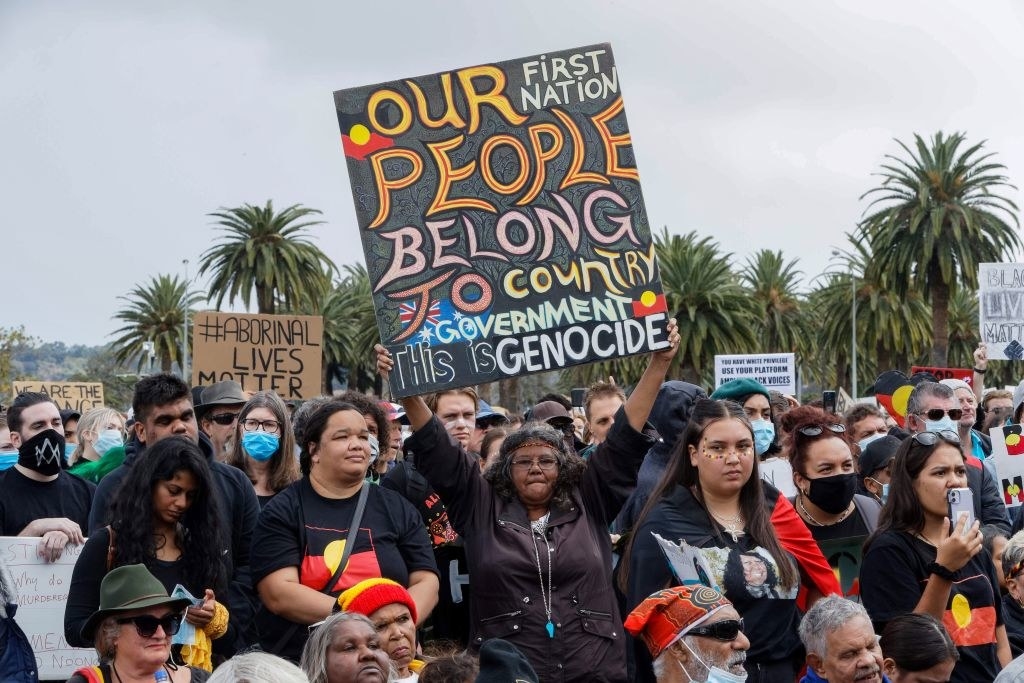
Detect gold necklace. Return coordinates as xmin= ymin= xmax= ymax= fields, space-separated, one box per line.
xmin=798 ymin=495 xmax=853 ymax=527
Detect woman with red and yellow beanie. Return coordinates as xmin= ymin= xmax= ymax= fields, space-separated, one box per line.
xmin=339 ymin=578 xmax=425 ymax=681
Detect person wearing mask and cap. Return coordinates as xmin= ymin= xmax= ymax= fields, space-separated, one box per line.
xmin=857 ymin=435 xmax=900 ymax=504
xmin=60 ymin=409 xmax=82 ymax=463
xmin=710 ymin=379 xmax=777 ymax=459
xmin=194 ymin=381 xmax=248 ymax=461
xmin=625 ymin=584 xmax=750 ymax=683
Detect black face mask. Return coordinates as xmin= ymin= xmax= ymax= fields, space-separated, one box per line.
xmin=805 ymin=472 xmax=858 ymax=515
xmin=17 ymin=428 xmax=65 ymax=477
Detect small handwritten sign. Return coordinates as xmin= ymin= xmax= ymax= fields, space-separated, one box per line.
xmin=0 ymin=537 xmax=97 ymax=679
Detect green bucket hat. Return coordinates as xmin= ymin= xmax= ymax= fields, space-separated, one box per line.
xmin=81 ymin=564 xmax=192 ymax=641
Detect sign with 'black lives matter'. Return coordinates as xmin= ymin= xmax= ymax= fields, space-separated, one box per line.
xmin=334 ymin=43 xmax=668 ymax=398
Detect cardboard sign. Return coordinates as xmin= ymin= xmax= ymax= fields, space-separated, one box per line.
xmin=989 ymin=424 xmax=1024 ymax=508
xmin=713 ymin=353 xmax=796 ymax=394
xmin=910 ymin=366 xmax=973 ymax=385
xmin=11 ymin=382 xmax=104 ymax=413
xmin=334 ymin=43 xmax=668 ymax=397
xmin=0 ymin=538 xmax=97 ymax=679
xmin=759 ymin=457 xmax=798 ymax=498
xmin=980 ymin=263 xmax=1024 ymax=360
xmin=191 ymin=312 xmax=323 ymax=399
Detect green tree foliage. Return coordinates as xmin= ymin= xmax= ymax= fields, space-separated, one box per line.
xmin=110 ymin=274 xmax=202 ymax=373
xmin=740 ymin=250 xmax=810 ymax=356
xmin=858 ymin=132 xmax=1021 ymax=366
xmin=0 ymin=326 xmax=37 ymax=387
xmin=199 ymin=200 xmax=337 ymax=314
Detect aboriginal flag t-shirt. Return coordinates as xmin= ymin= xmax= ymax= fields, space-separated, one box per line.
xmin=861 ymin=530 xmax=1002 ymax=683
xmin=251 ymin=477 xmax=437 ymax=661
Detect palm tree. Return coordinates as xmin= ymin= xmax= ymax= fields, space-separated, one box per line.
xmin=858 ymin=132 xmax=1021 ymax=366
xmin=740 ymin=250 xmax=810 ymax=356
xmin=110 ymin=275 xmax=202 ymax=373
xmin=947 ymin=287 xmax=980 ymax=370
xmin=199 ymin=200 xmax=337 ymax=314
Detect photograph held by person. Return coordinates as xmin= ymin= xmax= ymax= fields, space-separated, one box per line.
xmin=860 ymin=430 xmax=1009 ymax=682
xmin=878 ymin=613 xmax=958 ymax=683
xmin=0 ymin=391 xmax=92 ymax=562
xmin=252 ymin=401 xmax=438 ymax=662
xmin=68 ymin=407 xmax=127 ymax=484
xmin=300 ymin=612 xmax=393 ymax=683
xmin=338 ymin=578 xmax=424 ymax=681
xmin=624 ymin=584 xmax=750 ymax=683
xmin=67 ymin=563 xmax=210 ymax=682
xmin=377 ymin=317 xmax=680 ymax=682
xmin=798 ymin=596 xmax=886 ymax=683
xmin=621 ymin=398 xmax=839 ymax=683
xmin=65 ymin=436 xmax=230 ymax=671
xmin=226 ymin=391 xmax=299 ymax=508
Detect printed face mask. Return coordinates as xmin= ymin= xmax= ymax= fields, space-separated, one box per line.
xmin=18 ymin=429 xmax=65 ymax=476
xmin=241 ymin=431 xmax=280 ymax=462
xmin=750 ymin=419 xmax=775 ymax=456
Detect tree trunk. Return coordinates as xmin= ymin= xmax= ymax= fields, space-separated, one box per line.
xmin=498 ymin=377 xmax=519 ymax=414
xmin=160 ymin=354 xmax=172 ymax=374
xmin=257 ymin=285 xmax=274 ymax=314
xmin=931 ymin=278 xmax=950 ymax=367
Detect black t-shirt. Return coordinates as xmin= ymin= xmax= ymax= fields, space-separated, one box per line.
xmin=0 ymin=467 xmax=94 ymax=535
xmin=251 ymin=478 xmax=438 ymax=661
xmin=861 ymin=530 xmax=1002 ymax=683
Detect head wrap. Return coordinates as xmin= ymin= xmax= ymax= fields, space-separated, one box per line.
xmin=623 ymin=585 xmax=731 ymax=658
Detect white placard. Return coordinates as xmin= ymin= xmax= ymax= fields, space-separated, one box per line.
xmin=714 ymin=353 xmax=796 ymax=394
xmin=980 ymin=263 xmax=1024 ymax=360
xmin=760 ymin=457 xmax=798 ymax=498
xmin=0 ymin=538 xmax=97 ymax=679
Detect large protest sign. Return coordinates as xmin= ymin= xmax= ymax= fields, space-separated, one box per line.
xmin=334 ymin=44 xmax=668 ymax=397
xmin=713 ymin=353 xmax=796 ymax=394
xmin=910 ymin=365 xmax=973 ymax=385
xmin=0 ymin=538 xmax=97 ymax=679
xmin=191 ymin=312 xmax=323 ymax=399
xmin=980 ymin=263 xmax=1024 ymax=360
xmin=990 ymin=424 xmax=1024 ymax=508
xmin=12 ymin=382 xmax=104 ymax=413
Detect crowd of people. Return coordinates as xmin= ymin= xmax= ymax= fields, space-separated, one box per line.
xmin=4 ymin=328 xmax=1024 ymax=681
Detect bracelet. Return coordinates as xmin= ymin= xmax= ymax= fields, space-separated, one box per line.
xmin=974 ymin=367 xmax=987 ymax=374
xmin=927 ymin=561 xmax=956 ymax=581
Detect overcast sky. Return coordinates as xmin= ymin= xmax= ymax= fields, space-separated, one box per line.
xmin=4 ymin=0 xmax=1024 ymax=347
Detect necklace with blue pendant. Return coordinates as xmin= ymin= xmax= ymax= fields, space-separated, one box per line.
xmin=531 ymin=517 xmax=556 ymax=639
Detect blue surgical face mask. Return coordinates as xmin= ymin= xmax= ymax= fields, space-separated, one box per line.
xmin=242 ymin=431 xmax=280 ymax=461
xmin=0 ymin=451 xmax=17 ymax=471
xmin=93 ymin=429 xmax=124 ymax=457
xmin=750 ymin=419 xmax=774 ymax=456
xmin=925 ymin=416 xmax=957 ymax=433
xmin=881 ymin=483 xmax=890 ymax=506
xmin=679 ymin=638 xmax=748 ymax=683
xmin=858 ymin=432 xmax=885 ymax=453
xmin=64 ymin=442 xmax=77 ymax=462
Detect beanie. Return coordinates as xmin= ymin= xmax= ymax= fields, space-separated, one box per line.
xmin=337 ymin=578 xmax=418 ymax=623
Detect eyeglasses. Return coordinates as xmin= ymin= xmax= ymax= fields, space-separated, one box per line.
xmin=914 ymin=408 xmax=963 ymax=421
xmin=687 ymin=618 xmax=745 ymax=641
xmin=117 ymin=613 xmax=182 ymax=638
xmin=241 ymin=418 xmax=281 ymax=433
xmin=207 ymin=412 xmax=239 ymax=426
xmin=796 ymin=424 xmax=846 ymax=437
xmin=911 ymin=430 xmax=961 ymax=446
xmin=510 ymin=457 xmax=560 ymax=471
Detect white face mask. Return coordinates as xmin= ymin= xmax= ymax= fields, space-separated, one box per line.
xmin=857 ymin=432 xmax=885 ymax=452
xmin=678 ymin=639 xmax=748 ymax=683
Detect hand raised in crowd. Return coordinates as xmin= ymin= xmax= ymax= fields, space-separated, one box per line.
xmin=37 ymin=529 xmax=72 ymax=562
xmin=973 ymin=342 xmax=988 ymax=372
xmin=651 ymin=317 xmax=680 ymax=363
xmin=375 ymin=343 xmax=393 ymax=379
xmin=22 ymin=516 xmax=85 ymax=545
xmin=185 ymin=588 xmax=217 ymax=628
xmin=934 ymin=515 xmax=983 ymax=573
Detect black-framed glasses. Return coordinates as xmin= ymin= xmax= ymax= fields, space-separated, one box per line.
xmin=915 ymin=408 xmax=963 ymax=421
xmin=241 ymin=418 xmax=281 ymax=433
xmin=797 ymin=424 xmax=846 ymax=437
xmin=510 ymin=456 xmax=559 ymax=471
xmin=911 ymin=430 xmax=961 ymax=446
xmin=207 ymin=412 xmax=239 ymax=426
xmin=117 ymin=613 xmax=182 ymax=638
xmin=687 ymin=618 xmax=745 ymax=641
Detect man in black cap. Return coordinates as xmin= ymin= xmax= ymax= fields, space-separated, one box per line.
xmin=526 ymin=400 xmax=577 ymax=453
xmin=194 ymin=380 xmax=248 ymax=460
xmin=858 ymin=435 xmax=899 ymax=503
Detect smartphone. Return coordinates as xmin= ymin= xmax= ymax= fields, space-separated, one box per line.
xmin=947 ymin=487 xmax=975 ymax=535
xmin=822 ymin=390 xmax=837 ymax=414
xmin=571 ymin=388 xmax=586 ymax=409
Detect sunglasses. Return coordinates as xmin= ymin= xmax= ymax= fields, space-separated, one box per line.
xmin=914 ymin=408 xmax=963 ymax=421
xmin=911 ymin=430 xmax=961 ymax=446
xmin=117 ymin=613 xmax=182 ymax=638
xmin=796 ymin=424 xmax=846 ymax=437
xmin=687 ymin=618 xmax=745 ymax=641
xmin=207 ymin=413 xmax=239 ymax=426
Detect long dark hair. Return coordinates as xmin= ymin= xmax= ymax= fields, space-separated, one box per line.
xmin=110 ymin=436 xmax=227 ymax=596
xmin=619 ymin=399 xmax=798 ymax=592
xmin=227 ymin=391 xmax=299 ymax=493
xmin=880 ymin=613 xmax=958 ymax=671
xmin=865 ymin=432 xmax=961 ymax=551
xmin=483 ymin=422 xmax=585 ymax=510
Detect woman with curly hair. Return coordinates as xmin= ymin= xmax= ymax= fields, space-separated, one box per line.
xmin=64 ymin=436 xmax=231 ymax=670
xmin=374 ymin=318 xmax=680 ymax=682
xmin=226 ymin=391 xmax=299 ymax=507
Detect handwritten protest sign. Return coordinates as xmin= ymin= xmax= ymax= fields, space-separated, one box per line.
xmin=713 ymin=353 xmax=796 ymax=394
xmin=191 ymin=312 xmax=323 ymax=399
xmin=989 ymin=424 xmax=1024 ymax=508
xmin=759 ymin=457 xmax=798 ymax=498
xmin=910 ymin=366 xmax=973 ymax=385
xmin=0 ymin=538 xmax=97 ymax=679
xmin=12 ymin=382 xmax=104 ymax=413
xmin=980 ymin=262 xmax=1024 ymax=360
xmin=334 ymin=43 xmax=668 ymax=397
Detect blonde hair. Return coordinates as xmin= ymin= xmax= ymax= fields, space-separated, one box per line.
xmin=72 ymin=407 xmax=124 ymax=465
